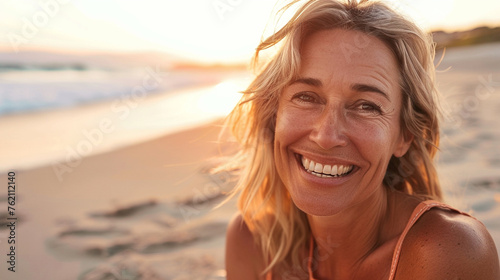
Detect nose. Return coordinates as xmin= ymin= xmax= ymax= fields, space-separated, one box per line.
xmin=309 ymin=106 xmax=348 ymax=150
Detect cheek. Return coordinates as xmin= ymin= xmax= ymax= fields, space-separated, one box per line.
xmin=274 ymin=106 xmax=310 ymax=145
xmin=273 ymin=106 xmax=309 ymax=179
xmin=347 ymin=116 xmax=401 ymax=161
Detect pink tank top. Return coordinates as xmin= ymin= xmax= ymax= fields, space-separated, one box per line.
xmin=265 ymin=200 xmax=472 ymax=280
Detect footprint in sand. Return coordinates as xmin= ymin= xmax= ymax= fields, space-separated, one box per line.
xmin=79 ymin=250 xmax=225 ymax=280
xmin=48 ymin=197 xmax=230 ymax=279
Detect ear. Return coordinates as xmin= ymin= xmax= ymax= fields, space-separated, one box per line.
xmin=393 ymin=128 xmax=413 ymax=158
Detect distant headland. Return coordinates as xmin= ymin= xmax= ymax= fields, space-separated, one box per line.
xmin=432 ymin=26 xmax=500 ymax=49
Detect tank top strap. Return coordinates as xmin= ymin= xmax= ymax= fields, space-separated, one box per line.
xmin=266 ymin=270 xmax=272 ymax=280
xmin=387 ymin=200 xmax=472 ymax=280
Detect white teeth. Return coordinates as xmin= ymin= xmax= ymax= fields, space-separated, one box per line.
xmin=314 ymin=163 xmax=323 ymax=173
xmin=309 ymin=161 xmax=315 ymax=171
xmin=323 ymin=165 xmax=331 ymax=174
xmin=330 ymin=165 xmax=338 ymax=176
xmin=302 ymin=157 xmax=308 ymax=168
xmin=300 ymin=156 xmax=353 ymax=178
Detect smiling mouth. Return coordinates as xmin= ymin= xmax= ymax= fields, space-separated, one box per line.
xmin=299 ymin=155 xmax=355 ymax=178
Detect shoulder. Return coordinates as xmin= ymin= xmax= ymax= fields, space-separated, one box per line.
xmin=225 ymin=213 xmax=267 ymax=280
xmin=396 ymin=206 xmax=500 ymax=279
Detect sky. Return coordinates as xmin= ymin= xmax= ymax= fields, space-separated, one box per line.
xmin=1 ymin=0 xmax=500 ymax=64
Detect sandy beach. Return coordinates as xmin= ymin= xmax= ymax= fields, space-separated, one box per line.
xmin=1 ymin=120 xmax=239 ymax=280
xmin=0 ymin=42 xmax=499 ymax=279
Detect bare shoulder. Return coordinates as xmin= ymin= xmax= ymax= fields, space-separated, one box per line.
xmin=225 ymin=213 xmax=266 ymax=280
xmin=396 ymin=207 xmax=500 ymax=279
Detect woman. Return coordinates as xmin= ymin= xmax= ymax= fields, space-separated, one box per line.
xmin=224 ymin=0 xmax=500 ymax=279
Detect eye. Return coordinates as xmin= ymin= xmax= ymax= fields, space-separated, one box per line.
xmin=357 ymin=101 xmax=383 ymax=114
xmin=292 ymin=92 xmax=318 ymax=103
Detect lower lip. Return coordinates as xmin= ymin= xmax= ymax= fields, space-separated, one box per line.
xmin=296 ymin=155 xmax=356 ymax=186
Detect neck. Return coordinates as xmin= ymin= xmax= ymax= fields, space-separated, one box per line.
xmin=307 ymin=186 xmax=388 ymax=278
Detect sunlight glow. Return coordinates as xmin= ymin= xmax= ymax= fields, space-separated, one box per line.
xmin=384 ymin=0 xmax=455 ymax=31
xmin=197 ymin=81 xmax=245 ymax=116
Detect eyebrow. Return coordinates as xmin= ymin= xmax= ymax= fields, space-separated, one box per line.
xmin=351 ymin=83 xmax=390 ymax=101
xmin=290 ymin=77 xmax=390 ymax=101
xmin=290 ymin=77 xmax=323 ymax=87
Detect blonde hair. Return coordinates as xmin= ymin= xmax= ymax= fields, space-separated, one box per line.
xmin=224 ymin=0 xmax=442 ymax=275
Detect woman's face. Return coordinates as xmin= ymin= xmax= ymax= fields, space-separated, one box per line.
xmin=274 ymin=28 xmax=411 ymax=216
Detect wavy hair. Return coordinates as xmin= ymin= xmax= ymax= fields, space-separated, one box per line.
xmin=223 ymin=0 xmax=442 ymax=275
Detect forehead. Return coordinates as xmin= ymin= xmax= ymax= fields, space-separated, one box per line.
xmin=298 ymin=28 xmax=400 ymax=94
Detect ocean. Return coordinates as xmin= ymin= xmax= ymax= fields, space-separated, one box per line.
xmin=0 ymin=64 xmax=232 ymax=115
